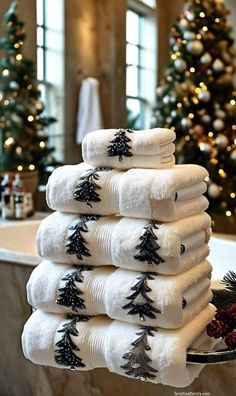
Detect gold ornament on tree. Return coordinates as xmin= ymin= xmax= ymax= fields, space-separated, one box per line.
xmin=208 ymin=183 xmax=221 ymax=198
xmin=213 ymin=119 xmax=225 ymax=131
xmin=215 ymin=133 xmax=229 ymax=148
xmin=212 ymin=58 xmax=225 ymax=72
xmin=193 ymin=124 xmax=205 ymax=137
xmin=186 ymin=40 xmax=204 ymax=55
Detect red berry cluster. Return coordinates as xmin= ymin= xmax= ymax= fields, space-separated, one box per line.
xmin=206 ymin=303 xmax=236 ymax=350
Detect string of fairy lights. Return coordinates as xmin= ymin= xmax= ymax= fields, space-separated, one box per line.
xmin=0 ymin=58 xmax=45 ymax=172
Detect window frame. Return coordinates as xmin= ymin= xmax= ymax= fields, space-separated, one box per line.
xmin=36 ymin=0 xmax=65 ymax=163
xmin=36 ymin=0 xmax=46 ymax=83
xmin=126 ymin=1 xmax=157 ymax=129
xmin=126 ymin=8 xmax=146 ymax=128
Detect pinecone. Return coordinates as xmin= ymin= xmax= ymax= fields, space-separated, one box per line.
xmin=206 ymin=320 xmax=224 ymax=338
xmin=227 ymin=303 xmax=236 ymax=323
xmin=221 ymin=322 xmax=231 ymax=338
xmin=215 ymin=308 xmax=235 ymax=329
xmin=225 ymin=332 xmax=236 ymax=350
xmin=215 ymin=308 xmax=228 ymax=321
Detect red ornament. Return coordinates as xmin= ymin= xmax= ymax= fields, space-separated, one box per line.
xmin=225 ymin=332 xmax=236 ymax=350
xmin=210 ymin=49 xmax=219 ymax=59
xmin=206 ymin=320 xmax=224 ymax=338
xmin=199 ymin=64 xmax=208 ymax=74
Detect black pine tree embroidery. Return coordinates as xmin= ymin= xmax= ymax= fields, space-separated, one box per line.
xmin=121 ymin=326 xmax=158 ymax=381
xmin=134 ymin=221 xmax=165 ymax=266
xmin=74 ymin=167 xmax=112 ymax=208
xmin=107 ymin=129 xmax=133 ymax=162
xmin=57 ymin=265 xmax=93 ymax=312
xmin=65 ymin=215 xmax=99 ymax=261
xmin=55 ymin=314 xmax=90 ymax=369
xmin=122 ymin=272 xmax=161 ymax=322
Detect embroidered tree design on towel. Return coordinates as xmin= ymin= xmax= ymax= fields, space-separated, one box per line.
xmin=55 ymin=314 xmax=90 ymax=369
xmin=57 ymin=265 xmax=93 ymax=312
xmin=122 ymin=272 xmax=161 ymax=322
xmin=134 ymin=221 xmax=165 ymax=266
xmin=121 ymin=326 xmax=157 ymax=381
xmin=107 ymin=129 xmax=133 ymax=162
xmin=74 ymin=167 xmax=112 ymax=208
xmin=65 ymin=215 xmax=99 ymax=261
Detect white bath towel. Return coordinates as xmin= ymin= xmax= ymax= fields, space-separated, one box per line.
xmin=22 ymin=304 xmax=217 ymax=387
xmin=76 ymin=78 xmax=103 ymax=144
xmin=46 ymin=163 xmax=209 ymax=221
xmin=37 ymin=211 xmax=211 ymax=275
xmin=27 ymin=260 xmax=212 ymax=329
xmin=82 ymin=128 xmax=175 ymax=169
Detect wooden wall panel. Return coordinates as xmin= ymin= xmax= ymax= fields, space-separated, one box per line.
xmin=96 ymin=0 xmax=127 ymax=129
xmin=64 ymin=0 xmax=127 ymax=163
xmin=64 ymin=0 xmax=98 ymax=164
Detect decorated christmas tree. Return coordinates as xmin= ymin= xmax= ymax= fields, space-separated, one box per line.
xmin=152 ymin=0 xmax=236 ymax=218
xmin=0 ymin=1 xmax=56 ymax=179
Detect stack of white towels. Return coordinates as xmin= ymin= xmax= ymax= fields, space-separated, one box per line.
xmin=22 ymin=128 xmax=217 ymax=388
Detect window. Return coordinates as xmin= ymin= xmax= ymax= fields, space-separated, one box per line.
xmin=36 ymin=0 xmax=46 ymax=82
xmin=36 ymin=0 xmax=65 ymax=164
xmin=140 ymin=0 xmax=156 ymax=7
xmin=126 ymin=2 xmax=157 ymax=129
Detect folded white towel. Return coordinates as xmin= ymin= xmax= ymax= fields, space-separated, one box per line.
xmin=82 ymin=128 xmax=176 ymax=169
xmin=22 ymin=304 xmax=217 ymax=387
xmin=76 ymin=78 xmax=103 ymax=144
xmin=46 ymin=163 xmax=209 ymax=221
xmin=27 ymin=260 xmax=212 ymax=329
xmin=37 ymin=212 xmax=211 ymax=274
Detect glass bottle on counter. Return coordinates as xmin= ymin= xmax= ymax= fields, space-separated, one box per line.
xmin=1 ymin=175 xmax=14 ymax=219
xmin=13 ymin=174 xmax=27 ymax=219
xmin=13 ymin=174 xmax=24 ymax=192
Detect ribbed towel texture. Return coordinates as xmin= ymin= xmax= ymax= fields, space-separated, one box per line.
xmin=46 ymin=162 xmax=208 ymax=221
xmin=27 ymin=260 xmax=212 ymax=328
xmin=22 ymin=304 xmax=217 ymax=388
xmin=82 ymin=128 xmax=176 ymax=169
xmin=37 ymin=211 xmax=211 ymax=274
xmin=22 ymin=127 xmax=215 ymax=388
